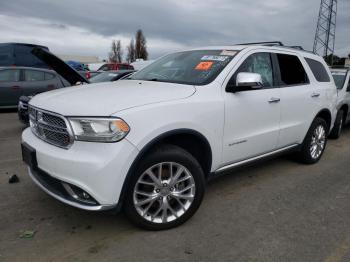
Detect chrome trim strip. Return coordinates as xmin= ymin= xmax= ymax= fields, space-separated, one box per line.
xmin=215 ymin=144 xmax=299 ymax=173
xmin=28 ymin=168 xmax=116 ymax=211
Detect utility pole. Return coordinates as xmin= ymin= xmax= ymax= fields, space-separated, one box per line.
xmin=313 ymin=0 xmax=337 ymax=65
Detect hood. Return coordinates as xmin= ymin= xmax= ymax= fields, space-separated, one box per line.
xmin=29 ymin=80 xmax=196 ymax=116
xmin=31 ymin=47 xmax=89 ymax=85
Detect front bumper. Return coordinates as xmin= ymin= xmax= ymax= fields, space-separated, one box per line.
xmin=18 ymin=102 xmax=29 ymax=124
xmin=22 ymin=128 xmax=139 ymax=210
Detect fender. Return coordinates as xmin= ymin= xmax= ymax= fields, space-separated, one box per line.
xmin=115 ymin=128 xmax=212 ymax=211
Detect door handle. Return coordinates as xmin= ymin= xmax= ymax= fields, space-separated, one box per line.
xmin=11 ymin=86 xmax=21 ymax=90
xmin=268 ymin=97 xmax=280 ymax=103
xmin=311 ymin=93 xmax=320 ymax=98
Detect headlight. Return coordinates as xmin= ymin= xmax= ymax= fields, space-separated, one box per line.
xmin=68 ymin=117 xmax=130 ymax=142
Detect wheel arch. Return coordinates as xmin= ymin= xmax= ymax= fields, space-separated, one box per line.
xmin=339 ymin=104 xmax=349 ymax=121
xmin=117 ymin=129 xmax=213 ymax=210
xmin=315 ymin=108 xmax=332 ymax=132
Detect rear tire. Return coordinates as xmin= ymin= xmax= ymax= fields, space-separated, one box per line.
xmin=329 ymin=110 xmax=344 ymax=139
xmin=124 ymin=144 xmax=206 ymax=230
xmin=298 ymin=117 xmax=328 ymax=164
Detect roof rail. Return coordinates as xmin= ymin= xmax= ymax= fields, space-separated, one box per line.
xmin=287 ymin=45 xmax=304 ymax=50
xmin=238 ymin=41 xmax=284 ymax=46
xmin=237 ymin=41 xmax=316 ymax=54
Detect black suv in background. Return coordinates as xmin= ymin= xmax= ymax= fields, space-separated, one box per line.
xmin=0 ymin=43 xmax=50 ymax=68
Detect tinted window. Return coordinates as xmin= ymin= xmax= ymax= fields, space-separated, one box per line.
xmin=130 ymin=50 xmax=237 ymax=85
xmin=331 ymin=72 xmax=346 ymax=89
xmin=0 ymin=69 xmax=20 ymax=82
xmin=90 ymin=72 xmax=119 ymax=83
xmin=230 ymin=52 xmax=274 ymax=87
xmin=98 ymin=65 xmax=109 ymax=71
xmin=119 ymin=64 xmax=129 ymax=70
xmin=45 ymin=72 xmax=55 ymax=80
xmin=0 ymin=45 xmax=13 ymax=66
xmin=277 ymin=54 xmax=308 ymax=86
xmin=14 ymin=45 xmax=48 ymax=68
xmin=305 ymin=58 xmax=330 ymax=82
xmin=24 ymin=70 xmax=45 ymax=81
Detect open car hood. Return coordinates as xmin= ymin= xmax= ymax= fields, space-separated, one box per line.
xmin=31 ymin=47 xmax=89 ymax=85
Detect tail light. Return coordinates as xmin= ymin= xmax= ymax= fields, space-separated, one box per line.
xmin=85 ymin=72 xmax=91 ymax=79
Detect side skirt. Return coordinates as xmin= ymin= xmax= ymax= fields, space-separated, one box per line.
xmin=208 ymin=144 xmax=300 ymax=180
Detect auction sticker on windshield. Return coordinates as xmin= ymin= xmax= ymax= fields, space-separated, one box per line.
xmin=201 ymin=55 xmax=229 ymax=61
xmin=195 ymin=61 xmax=213 ymax=71
xmin=220 ymin=50 xmax=237 ymax=56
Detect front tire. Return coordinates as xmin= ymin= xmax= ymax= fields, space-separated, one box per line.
xmin=329 ymin=110 xmax=344 ymax=139
xmin=298 ymin=117 xmax=328 ymax=164
xmin=124 ymin=145 xmax=206 ymax=230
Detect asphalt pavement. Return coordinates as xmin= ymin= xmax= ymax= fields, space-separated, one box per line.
xmin=1 ymin=111 xmax=350 ymax=262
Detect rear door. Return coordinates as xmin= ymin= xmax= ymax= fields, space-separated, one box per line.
xmin=0 ymin=69 xmax=21 ymax=107
xmin=22 ymin=69 xmax=48 ymax=96
xmin=275 ymin=53 xmax=321 ymax=147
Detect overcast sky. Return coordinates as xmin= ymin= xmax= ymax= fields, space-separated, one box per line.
xmin=0 ymin=0 xmax=349 ymax=60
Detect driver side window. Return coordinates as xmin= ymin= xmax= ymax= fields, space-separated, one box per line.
xmin=229 ymin=52 xmax=274 ymax=88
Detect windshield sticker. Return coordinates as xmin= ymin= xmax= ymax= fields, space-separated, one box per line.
xmin=220 ymin=50 xmax=237 ymax=56
xmin=195 ymin=61 xmax=213 ymax=71
xmin=201 ymin=55 xmax=228 ymax=62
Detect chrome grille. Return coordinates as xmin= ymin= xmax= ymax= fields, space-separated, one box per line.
xmin=29 ymin=106 xmax=72 ymax=148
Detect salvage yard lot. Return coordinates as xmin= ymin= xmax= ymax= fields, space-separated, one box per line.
xmin=1 ymin=111 xmax=350 ymax=262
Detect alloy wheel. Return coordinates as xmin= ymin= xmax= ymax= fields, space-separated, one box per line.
xmin=133 ymin=162 xmax=196 ymax=224
xmin=310 ymin=124 xmax=326 ymax=159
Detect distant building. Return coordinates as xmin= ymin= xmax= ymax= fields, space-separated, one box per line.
xmin=345 ymin=58 xmax=350 ymax=68
xmin=56 ymin=54 xmax=100 ymax=64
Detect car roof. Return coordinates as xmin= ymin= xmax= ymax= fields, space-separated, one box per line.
xmin=186 ymin=44 xmax=317 ymax=57
xmin=99 ymin=70 xmax=135 ymax=73
xmin=0 ymin=42 xmax=49 ymax=49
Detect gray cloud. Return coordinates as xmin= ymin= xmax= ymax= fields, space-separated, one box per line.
xmin=0 ymin=0 xmax=349 ymax=59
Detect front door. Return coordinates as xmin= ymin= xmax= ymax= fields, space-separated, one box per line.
xmin=222 ymin=52 xmax=281 ymax=165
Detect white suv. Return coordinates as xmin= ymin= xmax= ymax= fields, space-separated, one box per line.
xmin=22 ymin=43 xmax=337 ymax=230
xmin=329 ymin=68 xmax=350 ymax=138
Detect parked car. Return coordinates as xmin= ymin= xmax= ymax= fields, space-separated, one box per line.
xmin=131 ymin=59 xmax=154 ymax=70
xmin=89 ymin=71 xmax=103 ymax=78
xmin=329 ymin=68 xmax=350 ymax=138
xmin=0 ymin=67 xmax=69 ymax=109
xmin=22 ymin=43 xmax=337 ymax=230
xmin=65 ymin=60 xmax=91 ymax=79
xmin=89 ymin=70 xmax=135 ymax=83
xmin=96 ymin=63 xmax=134 ymax=71
xmin=0 ymin=43 xmax=49 ymax=68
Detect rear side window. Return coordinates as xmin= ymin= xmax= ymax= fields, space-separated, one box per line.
xmin=119 ymin=64 xmax=128 ymax=70
xmin=0 ymin=69 xmax=20 ymax=82
xmin=276 ymin=54 xmax=309 ymax=86
xmin=24 ymin=70 xmax=45 ymax=81
xmin=305 ymin=58 xmax=330 ymax=82
xmin=45 ymin=72 xmax=55 ymax=80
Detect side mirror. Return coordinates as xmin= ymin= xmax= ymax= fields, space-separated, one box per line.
xmin=226 ymin=72 xmax=264 ymax=93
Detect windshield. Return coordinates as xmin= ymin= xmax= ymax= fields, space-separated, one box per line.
xmin=90 ymin=72 xmax=119 ymax=83
xmin=129 ymin=50 xmax=238 ymax=85
xmin=331 ymin=72 xmax=347 ymax=89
